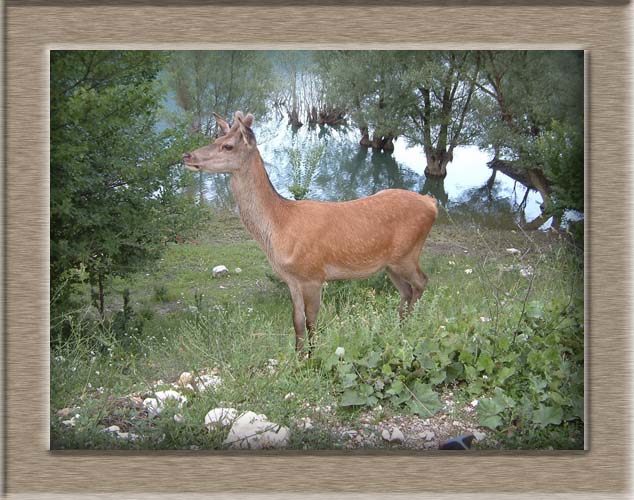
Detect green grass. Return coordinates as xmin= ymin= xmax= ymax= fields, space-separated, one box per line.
xmin=51 ymin=211 xmax=584 ymax=450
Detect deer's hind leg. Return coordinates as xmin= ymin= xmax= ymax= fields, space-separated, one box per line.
xmin=302 ymin=281 xmax=323 ymax=355
xmin=288 ymin=283 xmax=307 ymax=352
xmin=388 ymin=255 xmax=429 ymax=316
xmin=387 ymin=268 xmax=413 ymax=320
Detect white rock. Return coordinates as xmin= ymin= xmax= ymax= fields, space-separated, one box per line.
xmin=381 ymin=427 xmax=404 ymax=443
xmin=212 ymin=265 xmax=229 ymax=277
xmin=61 ymin=415 xmax=78 ymax=427
xmin=173 ymin=413 xmax=184 ymax=423
xmin=506 ymin=248 xmax=521 ymax=255
xmin=205 ymin=408 xmax=239 ymax=429
xmin=143 ymin=397 xmax=161 ymax=417
xmin=233 ymin=411 xmax=268 ymax=426
xmin=470 ymin=399 xmax=479 ymax=407
xmin=234 ymin=267 xmax=242 ymax=274
xmin=196 ymin=374 xmax=222 ymax=391
xmin=299 ymin=417 xmax=313 ymax=430
xmin=144 ymin=390 xmax=187 ymax=417
xmin=155 ymin=390 xmax=187 ymax=406
xmin=103 ymin=425 xmax=120 ymax=434
xmin=223 ymin=411 xmax=290 ymax=449
xmin=267 ymin=358 xmax=279 ymax=374
xmin=284 ymin=392 xmax=295 ymax=400
xmin=473 ymin=430 xmax=486 ymax=442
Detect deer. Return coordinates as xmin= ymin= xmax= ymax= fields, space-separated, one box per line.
xmin=183 ymin=111 xmax=438 ymax=354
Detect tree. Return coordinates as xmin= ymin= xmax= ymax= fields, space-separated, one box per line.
xmin=475 ymin=51 xmax=583 ymax=222
xmin=317 ymin=51 xmax=480 ymax=176
xmin=50 ymin=50 xmax=204 ymax=320
xmin=400 ymin=51 xmax=480 ymax=177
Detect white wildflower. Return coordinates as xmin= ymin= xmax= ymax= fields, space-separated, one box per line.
xmin=335 ymin=347 xmax=345 ymax=358
xmin=464 ymin=269 xmax=473 ymax=274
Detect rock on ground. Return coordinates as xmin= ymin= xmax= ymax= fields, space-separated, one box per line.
xmin=205 ymin=408 xmax=238 ymax=429
xmin=212 ymin=265 xmax=229 ymax=277
xmin=223 ymin=411 xmax=290 ymax=450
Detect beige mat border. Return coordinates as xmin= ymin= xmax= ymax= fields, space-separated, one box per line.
xmin=4 ymin=3 xmax=631 ymax=498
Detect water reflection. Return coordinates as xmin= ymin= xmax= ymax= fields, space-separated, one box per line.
xmin=202 ymin=116 xmax=547 ymax=229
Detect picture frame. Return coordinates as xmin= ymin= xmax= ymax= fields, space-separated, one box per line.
xmin=4 ymin=1 xmax=630 ymax=498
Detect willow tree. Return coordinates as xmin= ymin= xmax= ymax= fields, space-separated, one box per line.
xmin=475 ymin=50 xmax=584 ymax=223
xmin=400 ymin=51 xmax=481 ymax=177
xmin=317 ymin=51 xmax=480 ymax=175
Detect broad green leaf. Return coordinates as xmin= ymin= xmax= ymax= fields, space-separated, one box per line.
xmin=495 ymin=366 xmax=516 ymax=384
xmin=408 ymin=382 xmax=441 ymax=417
xmin=532 ymin=404 xmax=564 ymax=427
xmin=340 ymin=389 xmax=367 ymax=407
xmin=476 ymin=353 xmax=494 ymax=374
xmin=477 ymin=398 xmax=505 ymax=430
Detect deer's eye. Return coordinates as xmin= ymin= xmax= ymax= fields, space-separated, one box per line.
xmin=222 ymin=144 xmax=233 ymax=151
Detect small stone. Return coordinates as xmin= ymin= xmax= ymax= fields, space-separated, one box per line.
xmin=506 ymin=248 xmax=521 ymax=255
xmin=343 ymin=430 xmax=359 ymax=439
xmin=470 ymin=399 xmax=479 ymax=407
xmin=196 ymin=374 xmax=222 ymax=391
xmin=143 ymin=397 xmax=160 ymax=417
xmin=234 ymin=267 xmax=242 ymax=274
xmin=57 ymin=407 xmax=72 ymax=418
xmin=381 ymin=427 xmax=404 ymax=443
xmin=473 ymin=431 xmax=486 ymax=442
xmin=212 ymin=265 xmax=229 ymax=278
xmin=103 ymin=425 xmax=120 ymax=434
xmin=178 ymin=372 xmax=193 ymax=386
xmin=173 ymin=413 xmax=184 ymax=423
xmin=298 ymin=417 xmax=313 ymax=430
xmin=284 ymin=392 xmax=295 ymax=400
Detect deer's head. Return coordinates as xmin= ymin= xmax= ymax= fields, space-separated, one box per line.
xmin=182 ymin=111 xmax=256 ymax=174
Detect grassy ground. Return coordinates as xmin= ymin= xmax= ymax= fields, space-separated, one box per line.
xmin=51 ymin=210 xmax=584 ymax=450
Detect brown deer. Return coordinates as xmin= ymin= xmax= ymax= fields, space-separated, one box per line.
xmin=183 ymin=111 xmax=438 ymax=354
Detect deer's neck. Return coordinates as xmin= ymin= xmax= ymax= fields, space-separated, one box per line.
xmin=230 ymin=152 xmax=286 ymax=253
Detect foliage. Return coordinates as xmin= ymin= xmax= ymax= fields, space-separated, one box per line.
xmin=51 ymin=50 xmax=210 ymax=328
xmin=476 ymin=50 xmax=584 ymax=213
xmin=533 ymin=120 xmax=584 ymax=215
xmin=287 ymin=143 xmax=326 ymax=200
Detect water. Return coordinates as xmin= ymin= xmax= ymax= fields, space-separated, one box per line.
xmin=203 ymin=114 xmax=550 ymax=230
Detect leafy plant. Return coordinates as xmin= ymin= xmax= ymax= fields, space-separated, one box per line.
xmin=287 ymin=144 xmax=325 ymax=200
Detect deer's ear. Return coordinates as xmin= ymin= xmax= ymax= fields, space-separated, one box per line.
xmin=242 ymin=113 xmax=254 ymax=128
xmin=212 ymin=113 xmax=230 ymax=135
xmin=237 ymin=115 xmax=256 ymax=147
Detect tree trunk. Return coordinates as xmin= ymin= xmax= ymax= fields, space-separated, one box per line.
xmin=359 ymin=127 xmax=372 ymax=147
xmin=424 ymin=150 xmax=451 ymax=178
xmin=98 ymin=274 xmax=105 ymax=318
